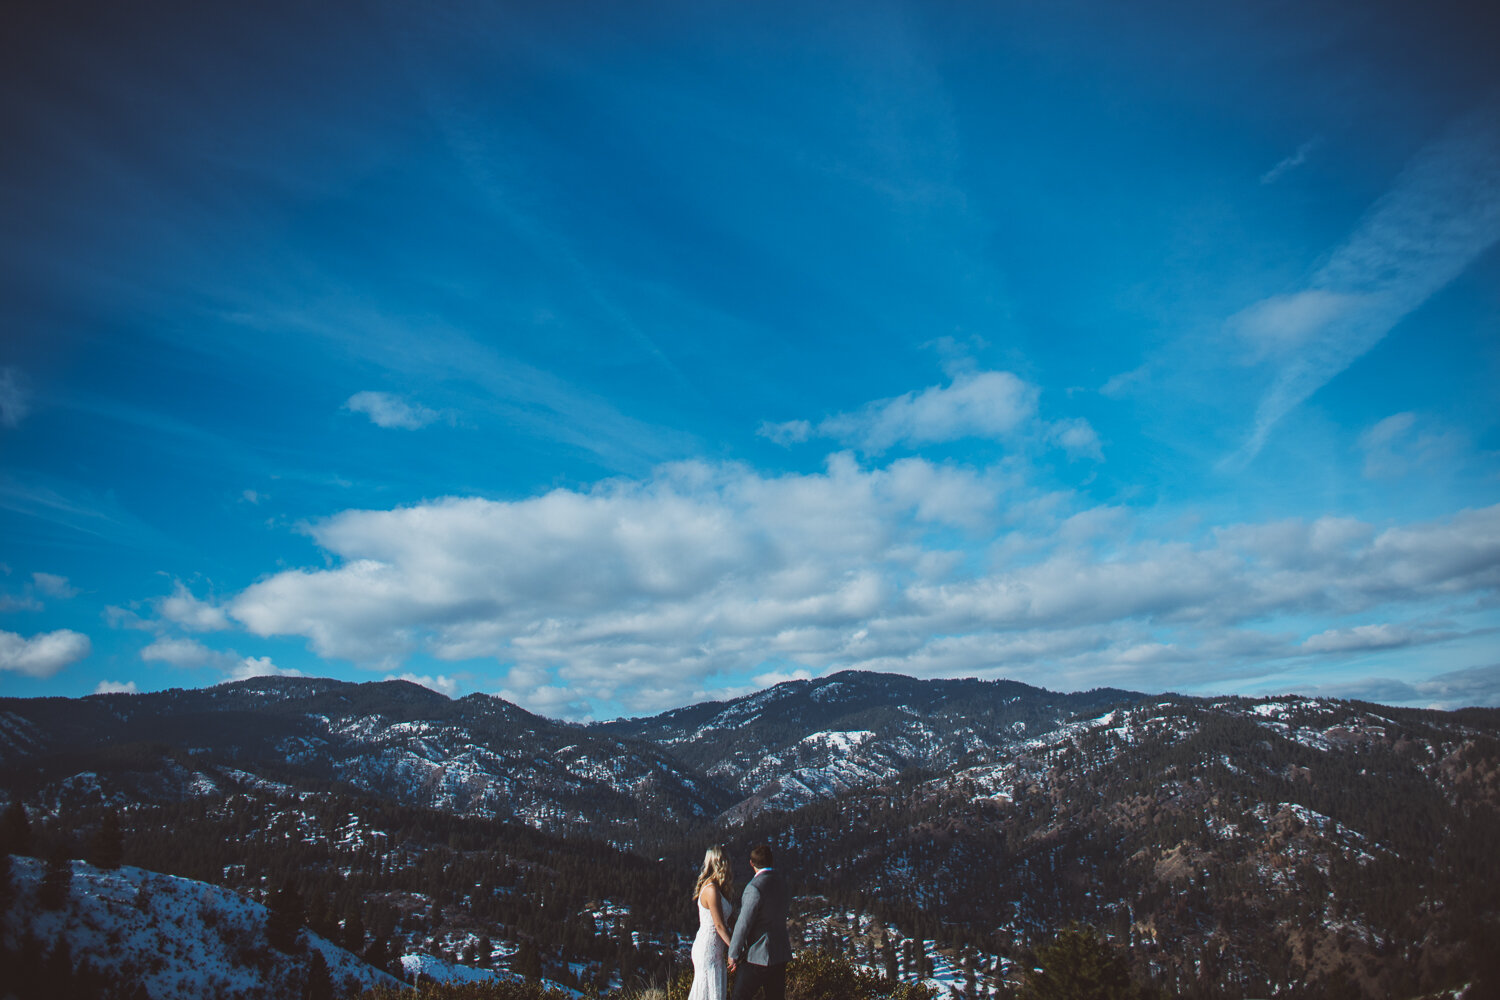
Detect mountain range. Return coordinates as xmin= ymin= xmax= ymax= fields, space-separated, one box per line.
xmin=3 ymin=670 xmax=1497 ymax=998
xmin=0 ymin=672 xmax=1135 ymax=834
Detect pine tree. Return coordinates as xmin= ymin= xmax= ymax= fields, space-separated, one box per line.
xmin=89 ymin=810 xmax=124 ymax=870
xmin=305 ymin=897 xmax=335 ymax=941
xmin=38 ymin=844 xmax=73 ymax=911
xmin=44 ymin=936 xmax=74 ymax=990
xmin=1 ymin=800 xmax=31 ymax=856
xmin=10 ymin=930 xmax=43 ymax=998
xmin=342 ymin=908 xmax=366 ymax=954
xmin=514 ymin=938 xmax=543 ymax=982
xmin=363 ymin=935 xmax=391 ymax=973
xmin=73 ymin=955 xmax=108 ymax=1000
xmin=1021 ymin=924 xmax=1151 ymax=1000
xmin=267 ymin=880 xmax=306 ymax=953
xmin=303 ymin=949 xmax=334 ymax=1000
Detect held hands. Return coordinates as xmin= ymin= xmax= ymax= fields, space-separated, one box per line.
xmin=728 ymin=959 xmax=737 ymax=973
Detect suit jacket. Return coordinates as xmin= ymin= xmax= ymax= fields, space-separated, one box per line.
xmin=727 ymin=867 xmax=792 ymax=966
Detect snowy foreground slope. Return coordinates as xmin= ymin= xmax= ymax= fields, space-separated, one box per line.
xmin=2 ymin=856 xmax=402 ymax=1000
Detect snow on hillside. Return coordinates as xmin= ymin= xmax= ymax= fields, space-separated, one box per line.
xmin=0 ymin=712 xmax=44 ymax=761
xmin=399 ymin=953 xmax=582 ymax=997
xmin=2 ymin=856 xmax=401 ymax=1000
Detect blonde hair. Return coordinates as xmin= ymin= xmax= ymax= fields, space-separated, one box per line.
xmin=692 ymin=845 xmax=734 ymax=904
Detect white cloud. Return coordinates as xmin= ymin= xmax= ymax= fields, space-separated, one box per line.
xmin=229 ymin=454 xmax=1005 ymax=709
xmin=1313 ymin=663 xmax=1500 ymax=711
xmin=141 ymin=636 xmax=232 ymax=669
xmin=1050 ymin=418 xmax=1104 ymax=461
xmin=157 ymin=583 xmax=232 ymax=632
xmin=389 ymin=672 xmax=460 ymax=697
xmin=139 ymin=635 xmax=292 ymax=683
xmin=0 ymin=367 xmax=28 ymax=428
xmin=1301 ymin=623 xmax=1418 ymax=654
xmin=0 ymin=628 xmax=91 ymax=677
xmin=1360 ymin=411 xmax=1417 ymax=450
xmin=104 ymin=605 xmax=153 ymax=631
xmin=1099 ymin=365 xmax=1148 ymax=399
xmin=0 ymin=571 xmax=77 ymax=610
xmin=32 ymin=572 xmax=78 ymax=599
xmin=93 ymin=680 xmax=138 ymax=695
xmin=775 ymin=371 xmax=1099 ymax=461
xmin=757 ymin=419 xmax=813 ymax=446
xmin=1228 ymin=102 xmax=1500 ymax=464
xmin=345 ymin=391 xmax=440 ymax=430
xmin=1357 ymin=412 xmax=1463 ymax=479
xmin=222 ymin=437 xmax=1500 ymax=717
xmin=496 ymin=667 xmax=595 ymax=719
xmin=228 ymin=656 xmax=301 ymax=681
xmin=1233 ymin=289 xmax=1366 ymax=362
xmin=752 ymin=667 xmax=815 ymax=688
xmin=0 ymin=593 xmax=42 ymax=612
xmin=1415 ymin=663 xmax=1500 ymax=709
xmin=819 ymin=371 xmax=1040 ymax=452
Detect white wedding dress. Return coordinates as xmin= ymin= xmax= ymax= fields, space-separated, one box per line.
xmin=688 ymin=892 xmax=734 ymax=1000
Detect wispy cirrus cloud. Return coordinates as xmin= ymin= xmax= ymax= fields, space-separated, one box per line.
xmin=1356 ymin=412 xmax=1464 ymax=480
xmin=1228 ymin=102 xmax=1500 ymax=466
xmin=1260 ymin=137 xmax=1319 ymax=185
xmin=0 ymin=367 xmax=28 ymax=428
xmin=0 ymin=475 xmax=162 ymax=547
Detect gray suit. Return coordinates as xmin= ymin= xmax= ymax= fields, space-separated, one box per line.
xmin=727 ymin=867 xmax=792 ymax=967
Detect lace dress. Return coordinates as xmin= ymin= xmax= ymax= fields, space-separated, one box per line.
xmin=688 ymin=893 xmax=733 ymax=1000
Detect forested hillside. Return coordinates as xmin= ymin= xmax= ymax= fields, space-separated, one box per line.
xmin=3 ymin=673 xmax=1498 ymax=998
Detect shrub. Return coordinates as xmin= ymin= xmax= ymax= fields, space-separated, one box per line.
xmin=785 ymin=952 xmax=935 ymax=1000
xmin=1021 ymin=924 xmax=1158 ymax=1000
xmin=357 ymin=982 xmax=576 ymax=1000
xmin=352 ymin=953 xmax=936 ymax=1000
xmin=37 ymin=846 xmax=72 ymax=911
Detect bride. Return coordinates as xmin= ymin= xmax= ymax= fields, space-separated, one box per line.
xmin=687 ymin=845 xmax=735 ymax=1000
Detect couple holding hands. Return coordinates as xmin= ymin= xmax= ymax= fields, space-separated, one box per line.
xmin=688 ymin=843 xmax=792 ymax=1000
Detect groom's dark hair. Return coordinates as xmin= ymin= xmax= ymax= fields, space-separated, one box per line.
xmin=750 ymin=843 xmax=774 ymax=868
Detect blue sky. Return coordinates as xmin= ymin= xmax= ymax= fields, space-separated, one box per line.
xmin=3 ymin=0 xmax=1498 ymax=720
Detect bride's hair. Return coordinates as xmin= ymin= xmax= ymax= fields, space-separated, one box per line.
xmin=692 ymin=845 xmax=734 ymax=903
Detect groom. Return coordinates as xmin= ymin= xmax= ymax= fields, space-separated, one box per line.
xmin=727 ymin=843 xmax=792 ymax=1000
